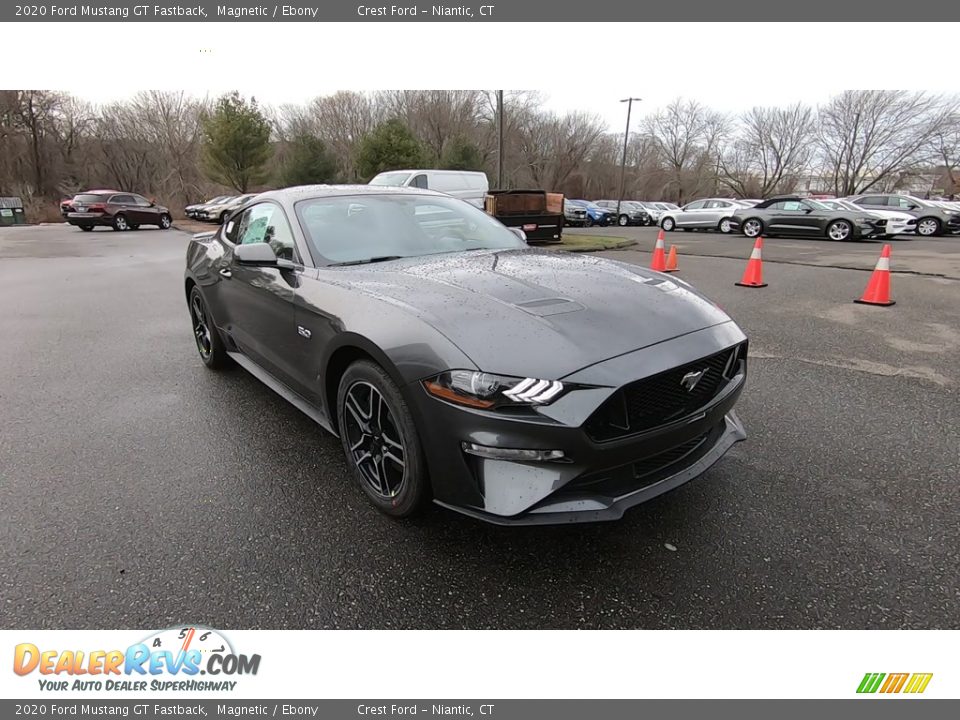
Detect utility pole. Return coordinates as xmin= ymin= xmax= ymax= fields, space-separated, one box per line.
xmin=617 ymin=97 xmax=641 ymax=221
xmin=497 ymin=90 xmax=505 ymax=189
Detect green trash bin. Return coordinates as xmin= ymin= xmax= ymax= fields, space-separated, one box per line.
xmin=0 ymin=197 xmax=25 ymax=225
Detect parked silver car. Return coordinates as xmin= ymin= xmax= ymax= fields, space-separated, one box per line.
xmin=199 ymin=193 xmax=258 ymax=224
xmin=660 ymin=198 xmax=750 ymax=234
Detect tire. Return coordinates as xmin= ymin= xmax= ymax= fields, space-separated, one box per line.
xmin=826 ymin=219 xmax=852 ymax=241
xmin=79 ymin=225 xmax=94 ymax=232
xmin=188 ymin=286 xmax=230 ymax=370
xmin=586 ymin=217 xmax=594 ymax=228
xmin=618 ymin=214 xmax=629 ymax=227
xmin=159 ymin=214 xmax=172 ymax=230
xmin=916 ymin=216 xmax=941 ymax=237
xmin=112 ymin=213 xmax=129 ymax=232
xmin=337 ymin=360 xmax=429 ymax=518
xmin=718 ymin=218 xmax=733 ymax=234
xmin=742 ymin=218 xmax=763 ymax=238
xmin=661 ymin=217 xmax=676 ymax=232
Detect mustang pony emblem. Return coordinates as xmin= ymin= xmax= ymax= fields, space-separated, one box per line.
xmin=681 ymin=369 xmax=707 ymax=391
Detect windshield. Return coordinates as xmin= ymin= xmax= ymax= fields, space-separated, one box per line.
xmin=296 ymin=194 xmax=527 ymax=265
xmin=369 ymin=171 xmax=413 ymax=187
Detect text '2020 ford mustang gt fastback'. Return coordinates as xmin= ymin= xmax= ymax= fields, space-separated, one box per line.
xmin=184 ymin=185 xmax=748 ymax=525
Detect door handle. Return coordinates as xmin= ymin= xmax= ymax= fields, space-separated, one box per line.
xmin=219 ymin=268 xmax=232 ymax=279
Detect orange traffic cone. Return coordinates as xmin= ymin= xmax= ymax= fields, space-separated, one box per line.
xmin=651 ymin=230 xmax=667 ymax=272
xmin=664 ymin=245 xmax=679 ymax=273
xmin=855 ymin=244 xmax=895 ymax=306
xmin=736 ymin=237 xmax=768 ymax=288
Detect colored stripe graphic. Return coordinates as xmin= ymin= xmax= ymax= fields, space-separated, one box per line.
xmin=880 ymin=673 xmax=909 ymax=693
xmin=903 ymin=673 xmax=933 ymax=694
xmin=857 ymin=673 xmax=933 ymax=694
xmin=857 ymin=673 xmax=885 ymax=693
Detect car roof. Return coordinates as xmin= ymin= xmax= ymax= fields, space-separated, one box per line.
xmin=257 ymin=184 xmax=449 ymax=203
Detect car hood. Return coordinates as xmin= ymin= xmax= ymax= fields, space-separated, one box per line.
xmin=324 ymin=248 xmax=734 ymax=379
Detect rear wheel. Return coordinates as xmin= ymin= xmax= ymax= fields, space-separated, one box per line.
xmin=618 ymin=214 xmax=629 ymax=227
xmin=337 ymin=360 xmax=429 ymax=518
xmin=916 ymin=216 xmax=941 ymax=236
xmin=188 ymin=286 xmax=230 ymax=370
xmin=661 ymin=217 xmax=676 ymax=232
xmin=718 ymin=218 xmax=732 ymax=234
xmin=159 ymin=214 xmax=172 ymax=230
xmin=112 ymin=214 xmax=129 ymax=232
xmin=79 ymin=225 xmax=94 ymax=232
xmin=742 ymin=218 xmax=763 ymax=238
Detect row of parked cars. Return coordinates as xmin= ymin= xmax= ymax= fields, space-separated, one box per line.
xmin=655 ymin=194 xmax=959 ymax=240
xmin=185 ymin=194 xmax=259 ymax=224
xmin=564 ymin=193 xmax=959 ymax=240
xmin=563 ymin=199 xmax=680 ymax=228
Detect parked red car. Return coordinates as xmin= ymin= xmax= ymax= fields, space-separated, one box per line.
xmin=66 ymin=191 xmax=172 ymax=232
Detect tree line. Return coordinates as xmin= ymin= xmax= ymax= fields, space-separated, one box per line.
xmin=1 ymin=89 xmax=958 ymax=219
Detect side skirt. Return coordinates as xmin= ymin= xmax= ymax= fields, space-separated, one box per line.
xmin=227 ymin=351 xmax=336 ymax=436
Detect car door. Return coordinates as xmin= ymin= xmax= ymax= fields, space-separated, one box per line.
xmin=702 ymin=200 xmax=734 ymax=227
xmin=217 ymin=202 xmax=306 ymax=392
xmin=767 ymin=200 xmax=815 ymax=234
xmin=675 ymin=200 xmax=707 ymax=226
xmin=109 ymin=194 xmax=136 ymax=222
xmin=131 ymin=194 xmax=157 ymax=224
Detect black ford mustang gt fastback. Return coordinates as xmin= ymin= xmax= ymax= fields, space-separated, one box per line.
xmin=184 ymin=185 xmax=748 ymax=525
xmin=729 ymin=197 xmax=888 ymax=241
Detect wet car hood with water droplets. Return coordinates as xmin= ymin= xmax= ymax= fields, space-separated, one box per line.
xmin=325 ymin=248 xmax=734 ymax=380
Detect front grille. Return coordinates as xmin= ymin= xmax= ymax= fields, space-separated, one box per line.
xmin=585 ymin=344 xmax=743 ymax=442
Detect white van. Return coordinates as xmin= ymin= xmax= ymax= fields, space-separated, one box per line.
xmin=368 ymin=169 xmax=489 ymax=208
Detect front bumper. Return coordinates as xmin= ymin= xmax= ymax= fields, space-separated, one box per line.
xmin=409 ymin=322 xmax=748 ymax=525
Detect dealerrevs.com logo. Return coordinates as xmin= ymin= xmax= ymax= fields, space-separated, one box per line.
xmin=857 ymin=673 xmax=933 ymax=695
xmin=13 ymin=627 xmax=261 ymax=692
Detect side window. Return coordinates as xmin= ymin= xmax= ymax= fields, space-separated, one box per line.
xmin=767 ymin=201 xmax=786 ymax=210
xmin=893 ymin=196 xmax=914 ymax=210
xmin=236 ymin=203 xmax=298 ymax=261
xmin=111 ymin=194 xmax=134 ymax=205
xmin=782 ymin=201 xmax=803 ymax=211
xmin=685 ymin=200 xmax=706 ymax=210
xmin=858 ymin=196 xmax=883 ymax=206
xmin=133 ymin=195 xmax=152 ymax=207
xmin=411 ymin=174 xmax=428 ymax=189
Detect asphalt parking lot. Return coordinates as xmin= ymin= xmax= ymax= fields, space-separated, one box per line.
xmin=1 ymin=224 xmax=958 ymax=629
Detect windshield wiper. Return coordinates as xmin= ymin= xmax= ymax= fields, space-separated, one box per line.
xmin=329 ymin=255 xmax=405 ymax=267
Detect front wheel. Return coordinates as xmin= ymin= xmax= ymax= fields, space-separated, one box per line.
xmin=337 ymin=360 xmax=429 ymax=518
xmin=159 ymin=214 xmax=172 ymax=230
xmin=742 ymin=218 xmax=763 ymax=238
xmin=718 ymin=218 xmax=732 ymax=234
xmin=916 ymin=217 xmax=941 ymax=237
xmin=79 ymin=225 xmax=94 ymax=232
xmin=661 ymin=217 xmax=676 ymax=232
xmin=826 ymin=219 xmax=852 ymax=241
xmin=112 ymin=213 xmax=129 ymax=231
xmin=618 ymin=214 xmax=629 ymax=227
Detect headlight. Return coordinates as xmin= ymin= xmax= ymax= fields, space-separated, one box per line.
xmin=857 ymin=217 xmax=876 ymax=224
xmin=423 ymin=370 xmax=566 ymax=409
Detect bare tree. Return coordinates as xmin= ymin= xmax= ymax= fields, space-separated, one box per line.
xmin=643 ymin=98 xmax=729 ymax=203
xmin=720 ymin=103 xmax=814 ymax=198
xmin=9 ymin=90 xmax=64 ymax=195
xmin=930 ymin=109 xmax=960 ymax=196
xmin=816 ymin=90 xmax=957 ymax=195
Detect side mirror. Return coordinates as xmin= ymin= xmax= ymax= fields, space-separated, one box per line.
xmin=508 ymin=227 xmax=527 ymax=243
xmin=234 ymin=242 xmax=278 ymax=265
